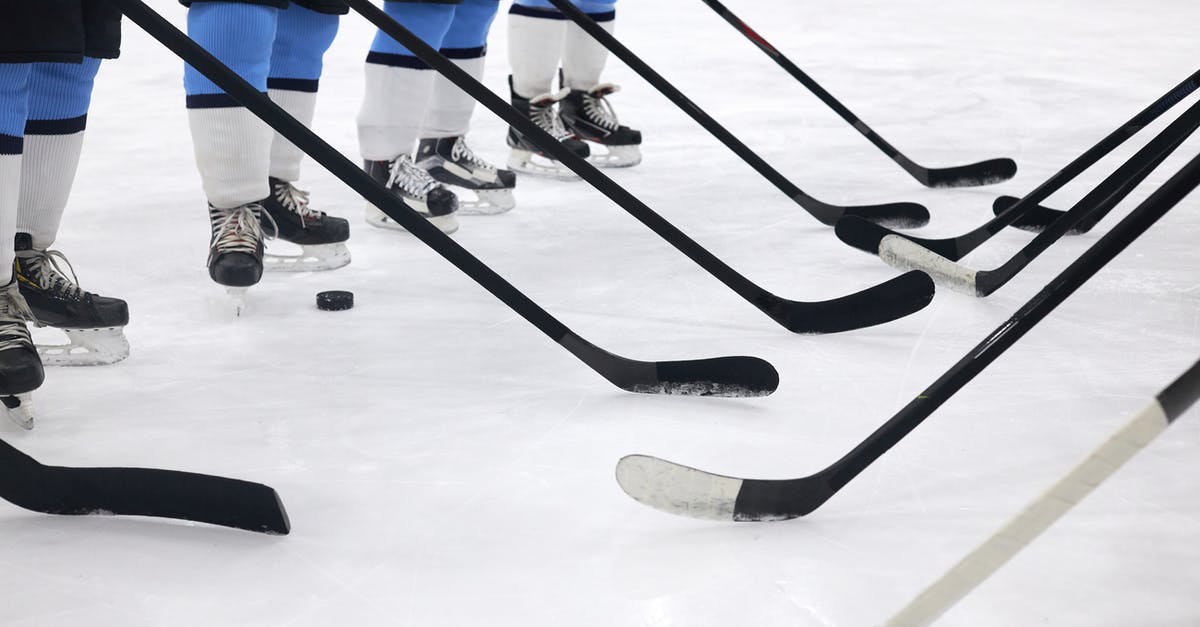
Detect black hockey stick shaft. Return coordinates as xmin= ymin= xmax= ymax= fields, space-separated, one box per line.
xmin=834 ymin=69 xmax=1200 ymax=260
xmin=821 ymin=150 xmax=1200 ymax=500
xmin=975 ymin=104 xmax=1200 ymax=295
xmin=115 ymin=0 xmax=778 ymax=396
xmin=696 ymin=0 xmax=1015 ymax=188
xmin=345 ymin=0 xmax=933 ymax=335
xmin=545 ymin=0 xmax=928 ymax=228
xmin=0 ymin=437 xmax=290 ymax=533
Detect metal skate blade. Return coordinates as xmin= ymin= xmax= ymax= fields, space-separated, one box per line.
xmin=3 ymin=394 xmax=34 ymax=430
xmin=456 ymin=189 xmax=516 ymax=216
xmin=365 ymin=206 xmax=459 ymax=234
xmin=36 ymin=327 xmax=131 ymax=367
xmin=227 ymin=287 xmax=249 ymax=317
xmin=507 ymin=149 xmax=582 ymax=181
xmin=587 ymin=144 xmax=642 ymax=168
xmin=264 ymin=242 xmax=352 ymax=273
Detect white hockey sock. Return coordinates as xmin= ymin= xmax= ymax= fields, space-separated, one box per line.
xmin=508 ymin=12 xmax=566 ymax=98
xmin=17 ymin=132 xmax=85 ymax=250
xmin=357 ymin=64 xmax=437 ymax=161
xmin=422 ymin=56 xmax=485 ymax=139
xmin=267 ymin=89 xmax=317 ymax=182
xmin=0 ymin=154 xmax=21 ymax=285
xmin=562 ymin=16 xmax=613 ymax=90
xmin=187 ymin=107 xmax=272 ymax=209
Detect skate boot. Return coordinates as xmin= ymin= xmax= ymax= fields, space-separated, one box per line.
xmin=416 ymin=137 xmax=517 ymax=215
xmin=0 ymin=279 xmax=44 ymax=430
xmin=560 ymin=83 xmax=643 ymax=168
xmin=14 ymin=233 xmax=130 ymax=367
xmin=260 ymin=178 xmax=351 ymax=272
xmin=364 ymin=155 xmax=459 ymax=234
xmin=208 ymin=202 xmax=267 ymax=314
xmin=506 ymin=76 xmax=590 ymax=180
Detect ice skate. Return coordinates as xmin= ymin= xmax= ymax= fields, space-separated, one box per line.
xmin=506 ymin=77 xmax=590 ymax=180
xmin=560 ymin=83 xmax=642 ymax=168
xmin=416 ymin=137 xmax=516 ymax=215
xmin=260 ymin=178 xmax=351 ymax=272
xmin=0 ymin=280 xmax=44 ymax=430
xmin=14 ymin=233 xmax=130 ymax=366
xmin=208 ymin=202 xmax=267 ymax=316
xmin=364 ymin=155 xmax=459 ymax=234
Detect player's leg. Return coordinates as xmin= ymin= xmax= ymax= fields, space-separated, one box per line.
xmin=357 ymin=0 xmax=460 ymax=234
xmin=505 ymin=0 xmax=589 ymax=178
xmin=184 ymin=1 xmax=278 ymax=290
xmin=558 ymin=0 xmax=641 ymax=167
xmin=416 ymin=0 xmax=516 ymax=215
xmin=18 ymin=57 xmax=130 ymax=366
xmin=263 ymin=2 xmax=350 ymax=272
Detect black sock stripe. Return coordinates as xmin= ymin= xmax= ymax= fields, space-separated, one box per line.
xmin=266 ymin=78 xmax=320 ymax=93
xmin=508 ymin=5 xmax=614 ymax=21
xmin=365 ymin=51 xmax=432 ymax=70
xmin=0 ymin=134 xmax=22 ymax=155
xmin=440 ymin=45 xmax=488 ymax=60
xmin=24 ymin=115 xmax=88 ymax=135
xmin=186 ymin=92 xmax=267 ymax=109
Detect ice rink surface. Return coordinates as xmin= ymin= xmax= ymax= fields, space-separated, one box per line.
xmin=4 ymin=0 xmax=1199 ymax=625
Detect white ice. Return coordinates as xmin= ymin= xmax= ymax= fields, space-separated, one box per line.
xmin=4 ymin=0 xmax=1199 ymax=625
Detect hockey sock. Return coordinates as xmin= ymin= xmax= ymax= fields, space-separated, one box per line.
xmin=0 ymin=63 xmax=32 ymax=285
xmin=18 ymin=58 xmax=101 ymax=250
xmin=184 ymin=3 xmax=278 ymax=209
xmin=562 ymin=6 xmax=615 ymax=90
xmin=267 ymin=4 xmax=339 ymax=182
xmin=507 ymin=4 xmax=568 ymax=98
xmin=422 ymin=0 xmax=499 ymax=139
xmin=357 ymin=2 xmax=455 ymax=161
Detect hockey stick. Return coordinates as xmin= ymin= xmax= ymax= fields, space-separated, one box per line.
xmin=544 ymin=0 xmax=929 ymax=229
xmin=343 ymin=0 xmax=935 ymax=335
xmin=0 ymin=436 xmax=289 ymax=533
xmin=834 ymin=69 xmax=1200 ymax=258
xmin=696 ymin=0 xmax=1015 ymax=188
xmin=115 ymin=0 xmax=776 ymax=397
xmin=886 ymin=357 xmax=1200 ymax=627
xmin=614 ymin=147 xmax=1200 ymax=521
xmin=879 ymin=100 xmax=1200 ymax=297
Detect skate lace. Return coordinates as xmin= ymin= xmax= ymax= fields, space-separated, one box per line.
xmin=0 ymin=281 xmax=35 ymax=352
xmin=272 ymin=180 xmax=325 ymax=223
xmin=450 ymin=138 xmax=496 ymax=173
xmin=386 ymin=155 xmax=440 ymax=199
xmin=581 ymin=88 xmax=621 ymax=132
xmin=18 ymin=249 xmax=87 ymax=302
xmin=210 ymin=203 xmax=274 ymax=253
xmin=530 ymin=89 xmax=574 ymax=141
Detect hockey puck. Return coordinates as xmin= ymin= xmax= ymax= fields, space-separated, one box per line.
xmin=316 ymin=290 xmax=354 ymax=311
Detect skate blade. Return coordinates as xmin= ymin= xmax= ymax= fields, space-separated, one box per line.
xmin=3 ymin=394 xmax=34 ymax=430
xmin=587 ymin=144 xmax=642 ymax=168
xmin=456 ymin=188 xmax=516 ymax=216
xmin=227 ymin=287 xmax=249 ymax=317
xmin=365 ymin=205 xmax=459 ymax=234
xmin=38 ymin=327 xmax=131 ymax=367
xmin=264 ymin=242 xmax=352 ymax=273
xmin=507 ymin=149 xmax=582 ymax=181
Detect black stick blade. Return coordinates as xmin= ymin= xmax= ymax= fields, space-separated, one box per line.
xmin=922 ymin=158 xmax=1018 ymax=188
xmin=616 ymin=455 xmax=832 ymax=521
xmin=0 ymin=438 xmax=290 ymax=534
xmin=772 ymin=270 xmax=935 ymax=334
xmin=834 ymin=215 xmax=896 ymax=254
xmin=838 ymin=202 xmax=930 ymax=230
xmin=991 ymin=195 xmax=1083 ymax=234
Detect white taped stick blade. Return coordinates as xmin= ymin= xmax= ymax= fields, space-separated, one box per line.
xmin=615 ymin=454 xmax=743 ymax=521
xmin=879 ymin=235 xmax=979 ymax=296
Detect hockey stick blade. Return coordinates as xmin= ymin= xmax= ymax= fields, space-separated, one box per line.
xmin=564 ymin=333 xmax=779 ymax=397
xmin=615 ymin=148 xmax=1200 ymax=523
xmin=765 ymin=271 xmax=934 ymax=334
xmin=919 ymin=158 xmax=1018 ymax=188
xmin=822 ymin=199 xmax=930 ymax=230
xmin=834 ymin=216 xmax=964 ymax=260
xmin=991 ymin=195 xmax=1084 ymax=233
xmin=0 ymin=437 xmax=290 ymax=534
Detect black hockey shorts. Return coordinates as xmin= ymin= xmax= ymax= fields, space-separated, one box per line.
xmin=0 ymin=0 xmax=122 ymax=63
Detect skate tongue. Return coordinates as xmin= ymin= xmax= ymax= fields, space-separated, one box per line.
xmin=531 ymin=87 xmax=571 ymax=105
xmin=590 ymin=83 xmax=620 ymax=97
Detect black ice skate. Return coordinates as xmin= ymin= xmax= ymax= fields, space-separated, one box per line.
xmin=0 ymin=279 xmax=44 ymax=430
xmin=14 ymin=233 xmax=130 ymax=367
xmin=208 ymin=202 xmax=266 ymax=314
xmin=506 ymin=76 xmax=590 ymax=180
xmin=260 ymin=178 xmax=351 ymax=272
xmin=416 ymin=136 xmax=516 ymax=215
xmin=364 ymin=155 xmax=459 ymax=234
xmin=560 ymin=83 xmax=643 ymax=168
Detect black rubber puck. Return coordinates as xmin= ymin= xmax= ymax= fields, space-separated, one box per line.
xmin=316 ymin=290 xmax=354 ymax=311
